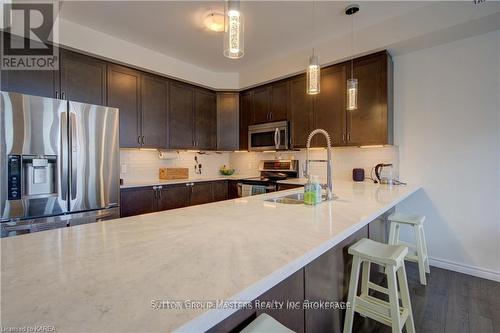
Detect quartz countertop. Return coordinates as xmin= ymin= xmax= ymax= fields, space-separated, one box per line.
xmin=120 ymin=174 xmax=258 ymax=188
xmin=1 ymin=181 xmax=421 ymax=332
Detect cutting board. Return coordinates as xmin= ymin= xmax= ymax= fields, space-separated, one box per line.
xmin=159 ymin=168 xmax=189 ymax=180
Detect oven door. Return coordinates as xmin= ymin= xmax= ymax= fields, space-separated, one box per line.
xmin=248 ymin=121 xmax=289 ymax=151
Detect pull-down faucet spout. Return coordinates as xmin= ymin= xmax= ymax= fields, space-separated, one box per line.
xmin=304 ymin=129 xmax=334 ymax=201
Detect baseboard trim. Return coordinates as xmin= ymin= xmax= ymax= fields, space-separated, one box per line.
xmin=429 ymin=257 xmax=500 ymax=282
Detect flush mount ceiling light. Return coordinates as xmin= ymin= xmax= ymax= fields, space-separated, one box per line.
xmin=346 ymin=4 xmax=360 ymax=111
xmin=306 ymin=0 xmax=320 ymax=95
xmin=203 ymin=11 xmax=224 ymax=32
xmin=223 ymin=0 xmax=244 ymax=59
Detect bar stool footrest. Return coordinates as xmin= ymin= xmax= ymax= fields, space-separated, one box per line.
xmin=355 ymin=295 xmax=409 ymax=328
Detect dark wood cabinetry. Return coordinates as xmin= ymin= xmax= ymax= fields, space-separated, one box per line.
xmin=59 ymin=49 xmax=107 ymax=105
xmin=239 ymin=91 xmax=253 ymax=150
xmin=107 ymin=64 xmax=141 ymax=148
xmin=289 ymin=76 xmax=314 ymax=148
xmin=190 ymin=182 xmax=214 ymax=206
xmin=217 ymin=93 xmax=240 ymax=151
xmin=213 ymin=181 xmax=229 ymax=202
xmin=195 ymin=89 xmax=217 ymax=150
xmin=169 ymin=82 xmax=195 ymax=149
xmin=269 ymin=81 xmax=289 ymax=121
xmin=252 ymin=87 xmax=270 ymax=124
xmin=158 ymin=184 xmax=189 ymax=211
xmin=120 ymin=187 xmax=156 ymax=218
xmin=140 ymin=74 xmax=168 ymax=149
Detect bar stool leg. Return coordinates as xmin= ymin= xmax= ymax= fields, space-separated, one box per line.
xmin=415 ymin=225 xmax=427 ymax=285
xmin=343 ymin=256 xmax=362 ymax=333
xmin=420 ymin=226 xmax=430 ymax=273
xmin=361 ymin=261 xmax=371 ymax=297
xmin=388 ymin=222 xmax=398 ymax=245
xmin=397 ymin=265 xmax=416 ymax=333
xmin=386 ymin=265 xmax=402 ymax=333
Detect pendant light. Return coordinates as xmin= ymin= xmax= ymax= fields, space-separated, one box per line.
xmin=223 ymin=0 xmax=244 ymax=59
xmin=306 ymin=0 xmax=320 ymax=95
xmin=345 ymin=4 xmax=359 ymax=110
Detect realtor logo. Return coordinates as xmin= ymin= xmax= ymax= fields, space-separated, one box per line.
xmin=1 ymin=2 xmax=59 ymax=70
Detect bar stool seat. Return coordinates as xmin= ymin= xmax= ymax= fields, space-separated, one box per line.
xmin=349 ymin=238 xmax=408 ymax=266
xmin=241 ymin=313 xmax=295 ymax=333
xmin=388 ymin=212 xmax=430 ymax=285
xmin=344 ymin=238 xmax=415 ymax=333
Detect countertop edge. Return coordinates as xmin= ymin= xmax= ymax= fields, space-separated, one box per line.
xmin=174 ymin=185 xmax=422 ymax=333
xmin=120 ymin=175 xmax=258 ymax=189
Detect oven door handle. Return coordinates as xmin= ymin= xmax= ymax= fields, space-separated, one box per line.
xmin=274 ymin=128 xmax=279 ymax=149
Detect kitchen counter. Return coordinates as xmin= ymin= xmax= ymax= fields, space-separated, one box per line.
xmin=1 ymin=181 xmax=421 ymax=332
xmin=120 ymin=174 xmax=258 ymax=189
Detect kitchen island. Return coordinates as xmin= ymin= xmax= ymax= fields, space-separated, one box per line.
xmin=1 ymin=181 xmax=420 ymax=333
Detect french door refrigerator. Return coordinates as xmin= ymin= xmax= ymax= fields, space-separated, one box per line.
xmin=0 ymin=92 xmax=120 ymax=237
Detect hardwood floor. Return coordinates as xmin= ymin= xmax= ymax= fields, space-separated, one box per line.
xmin=352 ymin=263 xmax=500 ymax=333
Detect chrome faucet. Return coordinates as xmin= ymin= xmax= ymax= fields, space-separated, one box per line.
xmin=304 ymin=129 xmax=334 ymax=200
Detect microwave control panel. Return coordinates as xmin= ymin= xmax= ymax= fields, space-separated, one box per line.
xmin=7 ymin=155 xmax=21 ymax=200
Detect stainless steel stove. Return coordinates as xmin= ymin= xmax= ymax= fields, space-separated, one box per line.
xmin=237 ymin=160 xmax=300 ymax=196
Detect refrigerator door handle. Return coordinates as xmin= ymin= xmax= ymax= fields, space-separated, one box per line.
xmin=70 ymin=112 xmax=78 ymax=200
xmin=60 ymin=112 xmax=68 ymax=200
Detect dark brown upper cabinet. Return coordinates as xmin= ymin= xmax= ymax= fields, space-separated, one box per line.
xmin=217 ymin=92 xmax=240 ymax=151
xmin=107 ymin=64 xmax=141 ymax=148
xmin=239 ymin=91 xmax=253 ymax=150
xmin=59 ymin=49 xmax=107 ymax=105
xmin=194 ymin=88 xmax=217 ymax=150
xmin=1 ymin=34 xmax=59 ymax=98
xmin=346 ymin=51 xmax=393 ymax=146
xmin=289 ymin=75 xmax=314 ymax=149
xmin=269 ymin=81 xmax=289 ymax=122
xmin=252 ymin=86 xmax=270 ymax=124
xmin=140 ymin=74 xmax=168 ymax=149
xmin=169 ymin=82 xmax=195 ymax=149
xmin=313 ymin=64 xmax=347 ymax=147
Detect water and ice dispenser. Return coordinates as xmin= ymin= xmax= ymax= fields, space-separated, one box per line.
xmin=7 ymin=155 xmax=57 ymax=200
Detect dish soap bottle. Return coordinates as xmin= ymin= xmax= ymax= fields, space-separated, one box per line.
xmin=304 ymin=177 xmax=316 ymax=205
xmin=311 ymin=175 xmax=322 ymax=204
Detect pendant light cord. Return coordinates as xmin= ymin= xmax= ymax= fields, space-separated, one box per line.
xmin=350 ymin=12 xmax=354 ymax=80
xmin=312 ymin=0 xmax=315 ymax=56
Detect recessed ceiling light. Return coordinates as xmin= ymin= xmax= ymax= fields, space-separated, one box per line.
xmin=203 ymin=11 xmax=224 ymax=32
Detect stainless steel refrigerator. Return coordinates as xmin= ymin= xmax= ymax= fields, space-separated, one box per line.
xmin=0 ymin=92 xmax=120 ymax=237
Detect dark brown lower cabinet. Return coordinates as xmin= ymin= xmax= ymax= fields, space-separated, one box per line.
xmin=120 ymin=187 xmax=156 ymax=217
xmin=228 ymin=180 xmax=240 ymax=199
xmin=190 ymin=182 xmax=214 ymax=206
xmin=277 ymin=183 xmax=303 ymax=191
xmin=158 ymin=184 xmax=189 ymax=211
xmin=213 ymin=181 xmax=229 ymax=202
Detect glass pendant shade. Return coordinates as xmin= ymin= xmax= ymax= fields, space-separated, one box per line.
xmin=306 ymin=52 xmax=320 ymax=95
xmin=347 ymin=78 xmax=358 ymax=110
xmin=223 ymin=1 xmax=244 ymax=59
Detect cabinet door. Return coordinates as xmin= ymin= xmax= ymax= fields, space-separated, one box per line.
xmin=141 ymin=75 xmax=168 ymax=149
xmin=213 ymin=181 xmax=228 ymax=202
xmin=347 ymin=52 xmax=392 ymax=145
xmin=157 ymin=185 xmax=189 ymax=211
xmin=217 ymin=93 xmax=239 ymax=151
xmin=169 ymin=82 xmax=195 ymax=149
xmin=239 ymin=91 xmax=253 ymax=150
xmin=60 ymin=49 xmax=107 ymax=105
xmin=314 ymin=64 xmax=347 ymax=147
xmin=289 ymin=75 xmax=314 ymax=148
xmin=107 ymin=64 xmax=141 ymax=148
xmin=120 ymin=187 xmax=156 ymax=217
xmin=228 ymin=180 xmax=240 ymax=199
xmin=0 ymin=34 xmax=59 ymax=98
xmin=252 ymin=87 xmax=270 ymax=124
xmin=194 ymin=89 xmax=217 ymax=150
xmin=269 ymin=81 xmax=289 ymax=121
xmin=189 ymin=182 xmax=213 ymax=206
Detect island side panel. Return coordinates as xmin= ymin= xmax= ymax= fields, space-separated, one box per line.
xmin=304 ymin=225 xmax=368 ymax=333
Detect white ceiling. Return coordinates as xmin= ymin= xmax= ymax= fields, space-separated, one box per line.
xmin=59 ymin=1 xmax=429 ymax=73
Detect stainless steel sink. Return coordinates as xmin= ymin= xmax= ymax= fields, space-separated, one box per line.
xmin=265 ymin=193 xmax=305 ymax=204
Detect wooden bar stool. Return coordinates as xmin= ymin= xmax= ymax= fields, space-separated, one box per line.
xmin=388 ymin=212 xmax=430 ymax=285
xmin=241 ymin=313 xmax=295 ymax=333
xmin=343 ymin=238 xmax=415 ymax=333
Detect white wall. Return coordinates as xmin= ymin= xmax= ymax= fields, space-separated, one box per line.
xmin=394 ymin=30 xmax=500 ymax=281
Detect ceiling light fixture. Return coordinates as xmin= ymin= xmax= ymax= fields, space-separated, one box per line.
xmin=223 ymin=0 xmax=244 ymax=59
xmin=306 ymin=0 xmax=320 ymax=95
xmin=204 ymin=11 xmax=224 ymax=32
xmin=346 ymin=4 xmax=360 ymax=111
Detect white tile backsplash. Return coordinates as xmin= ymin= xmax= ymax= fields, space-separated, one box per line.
xmin=120 ymin=146 xmax=399 ymax=184
xmin=120 ymin=149 xmax=230 ymax=181
xmin=229 ymin=146 xmax=400 ymax=182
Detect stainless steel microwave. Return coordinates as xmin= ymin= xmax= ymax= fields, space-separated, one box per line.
xmin=248 ymin=121 xmax=289 ymax=151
